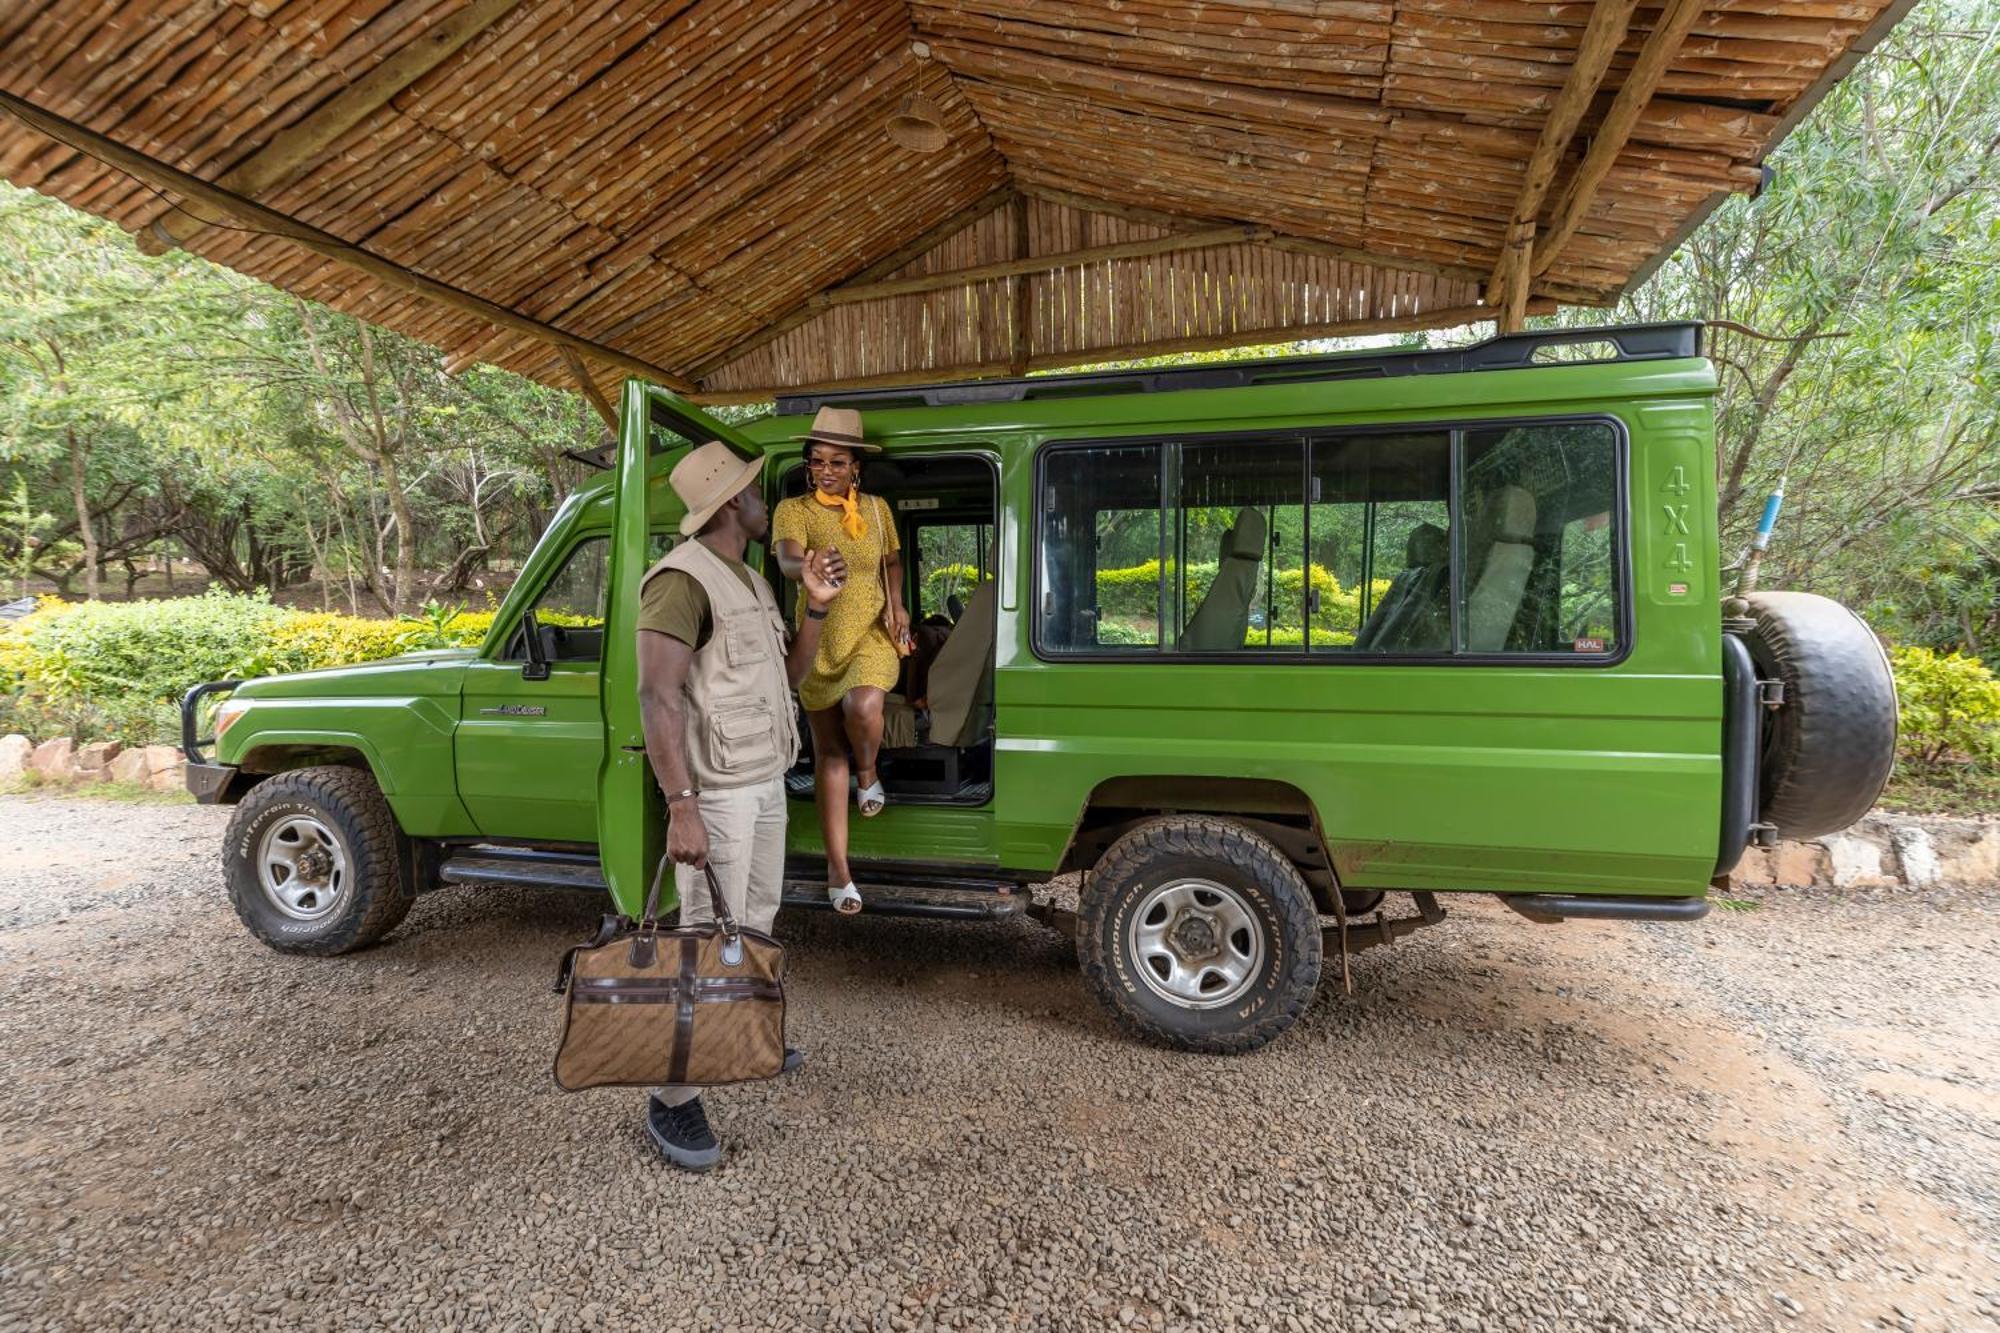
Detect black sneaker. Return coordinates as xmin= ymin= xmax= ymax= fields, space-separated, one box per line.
xmin=782 ymin=1047 xmax=805 ymax=1075
xmin=646 ymin=1094 xmax=721 ymax=1172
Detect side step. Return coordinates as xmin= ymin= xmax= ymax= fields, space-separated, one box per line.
xmin=1500 ymin=893 xmax=1710 ymax=924
xmin=435 ymin=847 xmax=1025 ymax=920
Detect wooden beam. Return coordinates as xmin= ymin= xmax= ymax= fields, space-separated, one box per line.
xmin=0 ymin=90 xmax=695 ymax=391
xmin=687 ymin=302 xmax=1539 ymax=406
xmin=1531 ymin=0 xmax=1707 ymax=281
xmin=684 ymin=185 xmax=1015 ymax=382
xmin=558 ymin=346 xmax=619 ymax=434
xmin=1008 ymin=194 xmax=1031 ymax=377
xmin=814 ymin=225 xmax=1268 ymax=308
xmin=1488 ymin=0 xmax=1638 ymax=331
xmin=1017 ymin=182 xmax=1491 ymax=285
xmin=137 ymin=0 xmax=525 ymax=256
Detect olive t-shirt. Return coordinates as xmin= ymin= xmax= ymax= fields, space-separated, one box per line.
xmin=636 ymin=554 xmax=759 ymax=650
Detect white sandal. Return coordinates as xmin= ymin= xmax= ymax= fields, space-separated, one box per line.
xmin=827 ymin=882 xmax=863 ymax=915
xmin=856 ymin=777 xmax=886 ymax=818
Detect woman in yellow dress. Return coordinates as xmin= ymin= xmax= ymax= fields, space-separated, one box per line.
xmin=771 ymin=406 xmax=911 ymax=914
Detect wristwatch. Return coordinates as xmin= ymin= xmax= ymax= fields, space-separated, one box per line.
xmin=805 ymin=606 xmax=829 ymax=620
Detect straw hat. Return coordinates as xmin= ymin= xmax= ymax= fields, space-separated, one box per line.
xmin=796 ymin=405 xmax=879 ymax=454
xmin=670 ymin=440 xmax=766 ymax=536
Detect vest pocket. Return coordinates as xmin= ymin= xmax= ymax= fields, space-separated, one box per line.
xmin=707 ymin=697 xmax=774 ymax=776
xmin=721 ymin=608 xmax=772 ymax=666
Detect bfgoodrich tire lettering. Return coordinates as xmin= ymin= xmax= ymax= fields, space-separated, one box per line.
xmin=222 ymin=766 xmax=414 ymax=955
xmin=1078 ymin=815 xmax=1322 ymax=1054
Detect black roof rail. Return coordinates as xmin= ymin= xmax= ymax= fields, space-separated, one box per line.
xmin=774 ymin=322 xmax=1704 ymax=415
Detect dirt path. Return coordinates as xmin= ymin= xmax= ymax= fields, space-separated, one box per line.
xmin=1 ymin=791 xmax=1995 ymax=1332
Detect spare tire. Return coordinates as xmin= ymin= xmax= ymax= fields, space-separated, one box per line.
xmin=1740 ymin=591 xmax=1897 ymax=839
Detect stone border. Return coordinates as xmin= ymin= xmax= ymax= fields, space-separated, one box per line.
xmin=1731 ymin=811 xmax=1998 ymax=890
xmin=0 ymin=733 xmax=187 ymax=793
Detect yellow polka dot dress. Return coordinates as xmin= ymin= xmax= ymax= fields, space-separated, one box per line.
xmin=772 ymin=491 xmax=902 ymax=712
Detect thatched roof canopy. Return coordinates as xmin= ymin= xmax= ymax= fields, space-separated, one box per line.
xmin=0 ymin=1 xmax=1913 ymax=404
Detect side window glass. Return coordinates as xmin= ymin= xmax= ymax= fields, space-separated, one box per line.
xmin=917 ymin=523 xmax=993 ymax=620
xmin=1309 ymin=433 xmax=1452 ymax=653
xmin=1171 ymin=439 xmax=1305 ymax=652
xmin=1459 ymin=423 xmax=1620 ymax=654
xmin=1040 ymin=445 xmax=1160 ymax=652
xmin=512 ymin=537 xmax=608 ymax=662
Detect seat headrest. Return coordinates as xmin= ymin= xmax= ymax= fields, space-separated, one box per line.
xmin=1485 ymin=486 xmax=1536 ymax=542
xmin=1405 ymin=522 xmax=1448 ymax=567
xmin=1221 ymin=507 xmax=1267 ymax=561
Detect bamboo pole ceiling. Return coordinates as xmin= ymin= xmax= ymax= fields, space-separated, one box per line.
xmin=0 ymin=0 xmax=1913 ymax=403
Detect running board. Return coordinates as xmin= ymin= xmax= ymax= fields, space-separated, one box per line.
xmin=1500 ymin=894 xmax=1710 ymax=924
xmin=436 ymin=848 xmax=1024 ymax=920
xmin=781 ymin=881 xmax=1026 ymax=920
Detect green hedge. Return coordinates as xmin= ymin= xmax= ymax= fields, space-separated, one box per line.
xmin=1093 ymin=559 xmax=1388 ymax=633
xmin=0 ymin=593 xmax=494 ymax=748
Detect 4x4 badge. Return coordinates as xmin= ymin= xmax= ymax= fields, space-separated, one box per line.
xmin=480 ymin=704 xmax=547 ymax=717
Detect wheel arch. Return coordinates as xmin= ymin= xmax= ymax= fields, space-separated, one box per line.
xmin=1059 ymin=775 xmax=1349 ymax=915
xmin=229 ymin=730 xmax=394 ymax=794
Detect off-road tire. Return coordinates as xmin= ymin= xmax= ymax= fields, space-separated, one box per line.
xmin=1078 ymin=815 xmax=1321 ymax=1054
xmin=1742 ymin=591 xmax=1898 ymax=840
xmin=223 ymin=766 xmax=414 ymax=955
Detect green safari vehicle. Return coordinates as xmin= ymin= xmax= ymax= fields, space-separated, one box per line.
xmin=183 ymin=323 xmax=1898 ymax=1053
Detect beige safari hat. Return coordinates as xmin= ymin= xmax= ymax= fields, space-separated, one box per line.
xmin=796 ymin=404 xmax=879 ymax=453
xmin=671 ymin=441 xmax=766 ymax=536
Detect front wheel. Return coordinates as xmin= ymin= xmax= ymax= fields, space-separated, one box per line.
xmin=1078 ymin=816 xmax=1322 ymax=1054
xmin=223 ymin=766 xmax=414 ymax=955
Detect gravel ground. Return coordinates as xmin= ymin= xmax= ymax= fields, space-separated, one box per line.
xmin=1 ymin=791 xmax=1996 ymax=1333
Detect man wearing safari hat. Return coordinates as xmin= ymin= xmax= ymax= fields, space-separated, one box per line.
xmin=634 ymin=439 xmax=839 ymax=1171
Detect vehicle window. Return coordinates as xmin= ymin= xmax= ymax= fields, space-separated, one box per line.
xmin=1040 ymin=444 xmax=1160 ymax=652
xmin=1308 ymin=433 xmax=1452 ymax=654
xmin=1035 ymin=420 xmax=1622 ymax=661
xmin=917 ymin=523 xmax=993 ymax=620
xmin=1459 ymin=423 xmax=1620 ymax=654
xmin=1170 ymin=439 xmax=1305 ymax=652
xmin=508 ymin=537 xmax=608 ymax=662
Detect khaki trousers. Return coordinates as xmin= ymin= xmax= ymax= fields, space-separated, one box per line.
xmin=654 ymin=774 xmax=788 ymax=1107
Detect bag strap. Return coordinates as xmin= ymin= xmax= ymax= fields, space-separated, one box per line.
xmin=642 ymin=854 xmax=740 ymax=943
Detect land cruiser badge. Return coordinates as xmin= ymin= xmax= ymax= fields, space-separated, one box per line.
xmin=480 ymin=704 xmax=547 ymax=716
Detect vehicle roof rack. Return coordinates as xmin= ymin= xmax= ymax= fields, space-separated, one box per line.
xmin=775 ymin=322 xmax=1703 ymax=415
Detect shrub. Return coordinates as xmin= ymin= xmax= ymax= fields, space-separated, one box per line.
xmin=1890 ymin=646 xmax=2000 ymax=766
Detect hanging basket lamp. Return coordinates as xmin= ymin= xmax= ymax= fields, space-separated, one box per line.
xmin=886 ymin=94 xmax=949 ymax=154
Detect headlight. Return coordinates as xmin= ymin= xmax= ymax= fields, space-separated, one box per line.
xmin=213 ymin=699 xmax=252 ymax=740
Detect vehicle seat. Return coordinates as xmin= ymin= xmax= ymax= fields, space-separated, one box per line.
xmin=1181 ymin=508 xmax=1267 ymax=651
xmin=1353 ymin=523 xmax=1449 ymax=651
xmin=1464 ymin=485 xmax=1537 ymax=650
xmin=923 ymin=578 xmax=997 ymax=747
xmin=880 ymin=578 xmax=997 ymax=750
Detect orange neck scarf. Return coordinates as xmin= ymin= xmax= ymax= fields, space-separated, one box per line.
xmin=813 ymin=486 xmax=866 ymax=540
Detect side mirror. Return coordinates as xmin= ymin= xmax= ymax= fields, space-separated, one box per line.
xmin=520 ymin=610 xmax=552 ymax=681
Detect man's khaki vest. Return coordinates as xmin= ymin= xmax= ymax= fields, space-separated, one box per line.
xmin=641 ymin=540 xmax=799 ymax=789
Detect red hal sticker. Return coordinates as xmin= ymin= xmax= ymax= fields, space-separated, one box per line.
xmin=1669 ymin=582 xmax=1689 ymax=596
xmin=1573 ymin=636 xmax=1606 ymax=653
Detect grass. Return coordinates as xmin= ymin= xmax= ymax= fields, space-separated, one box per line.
xmin=1878 ymin=763 xmax=2000 ymax=818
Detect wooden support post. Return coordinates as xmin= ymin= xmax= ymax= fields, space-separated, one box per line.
xmin=0 ymin=90 xmax=695 ymax=391
xmin=814 ymin=225 xmax=1267 ymax=308
xmin=558 ymin=346 xmax=619 ymax=434
xmin=138 ymin=0 xmax=525 ymax=255
xmin=1488 ymin=0 xmax=1638 ymax=330
xmin=1531 ymin=0 xmax=1708 ymax=281
xmin=1008 ymin=194 xmax=1031 ymax=377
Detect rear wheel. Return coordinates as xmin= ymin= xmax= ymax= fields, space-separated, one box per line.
xmin=1078 ymin=815 xmax=1321 ymax=1054
xmin=223 ymin=766 xmax=414 ymax=955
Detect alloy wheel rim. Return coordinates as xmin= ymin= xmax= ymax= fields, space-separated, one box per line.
xmin=1128 ymin=878 xmax=1265 ymax=1010
xmin=256 ymin=815 xmax=349 ymax=922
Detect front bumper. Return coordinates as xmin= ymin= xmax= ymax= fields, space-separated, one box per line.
xmin=184 ymin=761 xmax=238 ymax=805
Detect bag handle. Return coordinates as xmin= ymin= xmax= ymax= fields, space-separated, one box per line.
xmin=641 ymin=854 xmax=740 ymax=942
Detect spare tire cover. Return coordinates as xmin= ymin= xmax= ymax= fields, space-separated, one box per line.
xmin=1741 ymin=591 xmax=1898 ymax=840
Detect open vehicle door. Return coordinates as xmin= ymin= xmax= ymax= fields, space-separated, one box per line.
xmin=597 ymin=381 xmax=765 ymax=917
